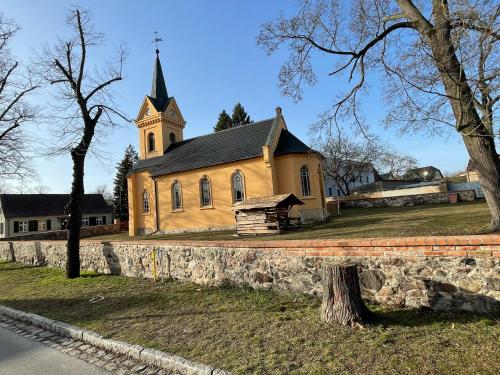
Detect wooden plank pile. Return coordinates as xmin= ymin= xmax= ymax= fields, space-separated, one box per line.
xmin=233 ymin=194 xmax=303 ymax=236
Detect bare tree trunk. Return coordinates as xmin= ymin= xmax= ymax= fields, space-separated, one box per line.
xmin=462 ymin=135 xmax=500 ymax=230
xmin=321 ymin=264 xmax=371 ymax=327
xmin=65 ymin=151 xmax=85 ymax=278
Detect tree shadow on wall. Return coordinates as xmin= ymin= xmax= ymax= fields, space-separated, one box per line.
xmin=102 ymin=242 xmax=122 ymax=276
xmin=374 ymin=279 xmax=500 ymax=328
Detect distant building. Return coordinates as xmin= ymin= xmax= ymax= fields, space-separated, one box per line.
xmin=466 ymin=159 xmax=480 ymax=182
xmin=403 ymin=166 xmax=443 ymax=182
xmin=0 ymin=194 xmax=113 ymax=239
xmin=323 ymin=161 xmax=381 ymax=197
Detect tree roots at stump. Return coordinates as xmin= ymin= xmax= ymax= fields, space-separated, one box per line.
xmin=321 ymin=264 xmax=371 ymax=327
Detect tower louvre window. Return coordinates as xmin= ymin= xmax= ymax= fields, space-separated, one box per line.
xmin=148 ymin=132 xmax=155 ymax=152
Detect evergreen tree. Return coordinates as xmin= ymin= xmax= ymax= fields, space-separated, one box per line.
xmin=213 ymin=110 xmax=233 ymax=132
xmin=113 ymin=145 xmax=138 ymax=220
xmin=231 ymin=102 xmax=252 ymax=127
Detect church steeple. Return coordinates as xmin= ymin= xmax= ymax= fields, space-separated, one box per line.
xmin=150 ymin=50 xmax=169 ymax=111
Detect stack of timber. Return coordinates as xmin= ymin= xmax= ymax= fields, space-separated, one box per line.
xmin=233 ymin=194 xmax=304 ymax=236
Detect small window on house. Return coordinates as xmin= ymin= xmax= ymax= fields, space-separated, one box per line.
xmin=232 ymin=171 xmax=245 ymax=203
xmin=300 ymin=167 xmax=311 ymax=197
xmin=337 ymin=189 xmax=341 ymax=196
xmin=29 ymin=220 xmax=38 ymax=232
xmin=172 ymin=181 xmax=182 ymax=210
xmin=169 ymin=132 xmax=176 ymax=144
xmin=148 ymin=133 xmax=155 ymax=152
xmin=366 ymin=175 xmax=369 ymax=183
xmin=200 ymin=177 xmax=211 ymax=207
xmin=82 ymin=217 xmax=89 ymax=227
xmin=328 ymin=188 xmax=332 ymax=197
xmin=47 ymin=219 xmax=52 ymax=231
xmin=143 ymin=191 xmax=150 ymax=213
xmin=96 ymin=217 xmax=103 ymax=226
xmin=0 ymin=223 xmax=4 ymax=235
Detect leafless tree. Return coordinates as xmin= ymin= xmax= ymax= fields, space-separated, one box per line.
xmin=322 ymin=130 xmax=380 ymax=195
xmin=258 ymin=0 xmax=500 ymax=230
xmin=32 ymin=184 xmax=50 ymax=194
xmin=39 ymin=8 xmax=128 ymax=278
xmin=0 ymin=14 xmax=39 ymax=182
xmin=376 ymin=147 xmax=418 ymax=179
xmin=93 ymin=183 xmax=112 ymax=205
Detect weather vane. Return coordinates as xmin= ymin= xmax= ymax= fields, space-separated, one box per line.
xmin=152 ymin=31 xmax=163 ymax=54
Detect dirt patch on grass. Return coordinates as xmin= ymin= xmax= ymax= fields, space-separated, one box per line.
xmin=0 ymin=262 xmax=498 ymax=374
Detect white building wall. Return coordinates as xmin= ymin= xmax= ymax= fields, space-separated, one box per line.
xmin=4 ymin=213 xmax=112 ymax=239
xmin=324 ymin=170 xmax=376 ymax=197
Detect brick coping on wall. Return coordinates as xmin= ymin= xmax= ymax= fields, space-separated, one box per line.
xmin=6 ymin=234 xmax=498 ymax=258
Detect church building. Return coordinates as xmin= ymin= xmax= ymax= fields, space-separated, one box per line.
xmin=127 ymin=51 xmax=326 ymax=236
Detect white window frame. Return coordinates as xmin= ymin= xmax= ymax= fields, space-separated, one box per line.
xmin=143 ymin=191 xmax=150 ymax=214
xmin=300 ymin=167 xmax=311 ymax=197
xmin=19 ymin=221 xmax=28 ymax=232
xmin=232 ymin=171 xmax=245 ymax=203
xmin=96 ymin=217 xmax=103 ymax=226
xmin=39 ymin=221 xmax=47 ymax=231
xmin=82 ymin=217 xmax=89 ymax=227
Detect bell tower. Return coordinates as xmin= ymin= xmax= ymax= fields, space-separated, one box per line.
xmin=135 ymin=40 xmax=186 ymax=160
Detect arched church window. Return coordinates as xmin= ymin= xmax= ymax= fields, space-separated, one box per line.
xmin=172 ymin=181 xmax=182 ymax=210
xmin=231 ymin=170 xmax=245 ymax=203
xmin=143 ymin=191 xmax=150 ymax=213
xmin=169 ymin=132 xmax=176 ymax=144
xmin=300 ymin=167 xmax=311 ymax=197
xmin=200 ymin=176 xmax=211 ymax=207
xmin=148 ymin=132 xmax=156 ymax=152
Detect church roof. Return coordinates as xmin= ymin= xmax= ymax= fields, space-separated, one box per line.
xmin=149 ymin=53 xmax=169 ymax=112
xmin=0 ymin=194 xmax=112 ymax=219
xmin=130 ymin=117 xmax=315 ymax=177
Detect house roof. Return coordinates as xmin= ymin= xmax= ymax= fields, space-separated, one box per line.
xmin=0 ymin=194 xmax=112 ymax=219
xmin=403 ymin=166 xmax=443 ymax=181
xmin=233 ymin=194 xmax=304 ymax=211
xmin=130 ymin=117 xmax=315 ymax=177
xmin=274 ymin=129 xmax=313 ymax=156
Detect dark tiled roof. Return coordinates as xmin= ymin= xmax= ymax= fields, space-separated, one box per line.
xmin=131 ymin=118 xmax=277 ymax=176
xmin=0 ymin=194 xmax=112 ymax=219
xmin=274 ymin=129 xmax=313 ymax=156
xmin=403 ymin=166 xmax=443 ymax=181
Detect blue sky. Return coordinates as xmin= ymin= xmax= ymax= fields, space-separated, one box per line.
xmin=1 ymin=0 xmax=469 ymax=193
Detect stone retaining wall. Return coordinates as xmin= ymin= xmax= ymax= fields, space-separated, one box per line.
xmin=342 ymin=190 xmax=476 ymax=208
xmin=1 ymin=236 xmax=499 ymax=313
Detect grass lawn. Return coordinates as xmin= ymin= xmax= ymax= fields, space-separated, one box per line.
xmin=91 ymin=201 xmax=491 ymax=242
xmin=0 ymin=262 xmax=498 ymax=374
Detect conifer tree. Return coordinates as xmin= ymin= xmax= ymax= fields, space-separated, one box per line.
xmin=113 ymin=145 xmax=138 ymax=220
xmin=213 ymin=110 xmax=233 ymax=132
xmin=231 ymin=102 xmax=252 ymax=127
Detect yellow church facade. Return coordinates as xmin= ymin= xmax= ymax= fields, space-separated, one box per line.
xmin=127 ymin=52 xmax=326 ymax=236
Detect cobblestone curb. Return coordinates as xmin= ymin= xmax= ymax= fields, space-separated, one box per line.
xmin=0 ymin=304 xmax=229 ymax=375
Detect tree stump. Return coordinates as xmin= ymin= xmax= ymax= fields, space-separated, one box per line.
xmin=321 ymin=263 xmax=371 ymax=327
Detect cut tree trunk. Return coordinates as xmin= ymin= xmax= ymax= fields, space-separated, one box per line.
xmin=321 ymin=264 xmax=371 ymax=327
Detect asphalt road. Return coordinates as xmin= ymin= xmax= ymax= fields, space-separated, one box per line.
xmin=0 ymin=327 xmax=110 ymax=375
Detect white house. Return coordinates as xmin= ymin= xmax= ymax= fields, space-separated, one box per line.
xmin=323 ymin=161 xmax=381 ymax=197
xmin=0 ymin=194 xmax=113 ymax=239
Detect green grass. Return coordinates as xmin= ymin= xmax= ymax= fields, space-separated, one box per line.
xmin=91 ymin=201 xmax=491 ymax=242
xmin=1 ymin=262 xmax=498 ymax=374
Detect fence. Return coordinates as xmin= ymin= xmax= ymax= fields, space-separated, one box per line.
xmin=289 ymin=207 xmax=328 ymax=222
xmin=448 ymin=181 xmax=484 ymax=198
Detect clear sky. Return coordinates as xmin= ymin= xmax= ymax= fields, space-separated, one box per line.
xmin=1 ymin=0 xmax=469 ymax=193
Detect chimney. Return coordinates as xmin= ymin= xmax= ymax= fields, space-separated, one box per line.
xmin=275 ymin=106 xmax=282 ymax=116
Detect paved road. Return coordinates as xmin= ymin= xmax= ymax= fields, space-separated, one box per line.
xmin=0 ymin=326 xmax=110 ymax=375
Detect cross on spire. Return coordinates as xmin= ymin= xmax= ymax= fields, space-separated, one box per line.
xmin=152 ymin=31 xmax=162 ymax=55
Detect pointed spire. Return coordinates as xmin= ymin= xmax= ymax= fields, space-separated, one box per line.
xmin=150 ymin=50 xmax=169 ymax=110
